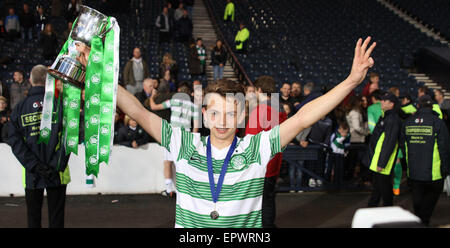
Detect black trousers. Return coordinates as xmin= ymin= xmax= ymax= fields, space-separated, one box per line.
xmin=262 ymin=176 xmax=277 ymax=228
xmin=409 ymin=179 xmax=444 ymax=226
xmin=368 ymin=172 xmax=393 ymax=207
xmin=25 ymin=185 xmax=67 ymax=228
xmin=326 ymin=153 xmax=345 ymax=190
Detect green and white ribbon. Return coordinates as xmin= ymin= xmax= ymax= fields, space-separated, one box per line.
xmin=84 ymin=17 xmax=120 ymax=177
xmin=39 ymin=16 xmax=120 ymax=178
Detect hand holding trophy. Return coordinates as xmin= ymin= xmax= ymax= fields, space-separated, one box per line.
xmin=39 ymin=5 xmax=120 ymax=178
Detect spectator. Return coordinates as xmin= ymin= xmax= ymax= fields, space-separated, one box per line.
xmin=0 ymin=96 xmax=9 ymax=142
xmin=155 ymin=6 xmax=173 ymax=44
xmin=51 ymin=0 xmax=64 ymax=18
xmin=245 ymin=85 xmax=257 ymax=115
xmin=59 ymin=22 xmax=73 ymax=47
xmin=290 ymin=127 xmax=310 ymax=191
xmin=159 ymin=53 xmax=178 ymax=81
xmin=224 ymin=0 xmax=235 ymax=22
xmin=123 ymin=47 xmax=150 ymax=95
xmin=173 ymin=2 xmax=183 ymax=21
xmin=327 ymin=121 xmax=351 ymax=190
xmin=161 ymin=70 xmax=177 ymax=93
xmin=361 ymin=95 xmax=369 ymax=121
xmin=235 ymin=22 xmax=249 ymax=54
xmin=295 ymin=81 xmax=321 ymax=111
xmin=9 ymin=70 xmax=32 ymax=110
xmin=150 ymin=82 xmax=199 ymax=198
xmin=183 ymin=0 xmax=194 ymax=19
xmin=175 ymin=10 xmax=192 ymax=44
xmin=40 ymin=23 xmax=58 ymax=60
xmin=389 ymin=86 xmax=400 ymax=98
xmin=367 ymin=89 xmax=383 ymax=133
xmin=5 ymin=8 xmax=20 ymax=41
xmin=211 ymin=39 xmax=227 ymax=82
xmin=290 ymin=81 xmax=303 ymax=109
xmin=19 ymin=3 xmax=35 ymax=41
xmin=0 ymin=20 xmax=6 ymax=39
xmin=117 ymin=115 xmax=150 ymax=148
xmin=167 ymin=2 xmax=175 ymax=22
xmin=195 ymin=38 xmax=206 ymax=74
xmin=307 ymin=114 xmax=333 ymax=188
xmin=188 ymin=42 xmax=203 ymax=75
xmin=279 ymin=82 xmax=293 ymax=105
xmin=66 ymin=0 xmax=81 ymax=22
xmin=135 ymin=78 xmax=158 ymax=110
xmin=361 ymin=72 xmax=380 ymax=103
xmin=113 ymin=110 xmax=124 ymax=144
xmin=245 ymin=75 xmax=288 ymax=228
xmin=434 ymin=89 xmax=450 ymax=112
xmin=35 ymin=5 xmax=48 ymax=41
xmin=282 ymin=103 xmax=294 ymax=118
xmin=345 ymin=95 xmax=370 ymax=183
xmin=0 ymin=80 xmax=10 ymax=111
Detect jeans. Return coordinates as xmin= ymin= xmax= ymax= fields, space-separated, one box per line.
xmin=289 ymin=160 xmax=304 ymax=191
xmin=21 ymin=27 xmax=33 ymax=40
xmin=213 ymin=65 xmax=224 ymax=81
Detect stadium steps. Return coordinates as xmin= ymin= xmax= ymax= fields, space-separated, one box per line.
xmin=192 ymin=0 xmax=238 ymax=82
xmin=409 ymin=73 xmax=450 ymax=99
xmin=377 ymin=0 xmax=449 ymax=46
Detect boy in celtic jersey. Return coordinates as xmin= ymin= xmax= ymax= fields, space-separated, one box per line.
xmin=115 ymin=37 xmax=376 ymax=227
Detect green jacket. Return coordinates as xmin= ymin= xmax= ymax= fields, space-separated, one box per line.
xmin=224 ymin=2 xmax=235 ymax=22
xmin=367 ymin=102 xmax=382 ymax=133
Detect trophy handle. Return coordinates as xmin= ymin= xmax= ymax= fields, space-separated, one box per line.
xmin=98 ymin=19 xmax=115 ymax=38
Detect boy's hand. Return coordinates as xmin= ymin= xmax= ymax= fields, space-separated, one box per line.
xmin=347 ymin=37 xmax=376 ymax=86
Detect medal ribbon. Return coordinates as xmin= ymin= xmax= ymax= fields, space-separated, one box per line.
xmin=206 ymin=136 xmax=237 ymax=205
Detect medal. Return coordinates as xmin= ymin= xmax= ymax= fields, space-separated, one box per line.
xmin=207 ymin=136 xmax=237 ymax=220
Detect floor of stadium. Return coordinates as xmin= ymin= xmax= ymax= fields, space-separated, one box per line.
xmin=0 ymin=190 xmax=449 ymax=228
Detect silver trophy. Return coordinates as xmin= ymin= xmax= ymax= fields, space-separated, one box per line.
xmin=48 ymin=5 xmax=110 ymax=89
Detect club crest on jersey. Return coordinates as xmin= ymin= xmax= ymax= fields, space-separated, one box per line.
xmin=230 ymin=154 xmax=247 ymax=170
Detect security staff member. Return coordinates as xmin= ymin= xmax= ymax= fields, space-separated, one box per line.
xmin=235 ymin=22 xmax=249 ymax=54
xmin=7 ymin=65 xmax=70 ymax=228
xmin=400 ymin=95 xmax=450 ymax=226
xmin=367 ymin=93 xmax=402 ymax=207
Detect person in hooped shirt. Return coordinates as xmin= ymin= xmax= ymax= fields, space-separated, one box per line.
xmin=88 ymin=37 xmax=377 ymax=228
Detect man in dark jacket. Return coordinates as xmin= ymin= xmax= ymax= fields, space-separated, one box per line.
xmin=19 ymin=3 xmax=35 ymax=41
xmin=367 ymin=92 xmax=402 ymax=207
xmin=7 ymin=65 xmax=70 ymax=228
xmin=400 ymin=95 xmax=450 ymax=226
xmin=176 ymin=10 xmax=193 ymax=44
xmin=117 ymin=116 xmax=151 ymax=147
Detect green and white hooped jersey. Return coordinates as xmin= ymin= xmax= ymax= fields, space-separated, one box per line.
xmin=160 ymin=119 xmax=283 ymax=228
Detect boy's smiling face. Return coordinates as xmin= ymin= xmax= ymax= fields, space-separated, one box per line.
xmin=203 ymin=93 xmax=245 ymax=145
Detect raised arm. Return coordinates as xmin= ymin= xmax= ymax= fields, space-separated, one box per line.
xmin=117 ymin=85 xmax=162 ymax=144
xmin=280 ymin=37 xmax=376 ymax=147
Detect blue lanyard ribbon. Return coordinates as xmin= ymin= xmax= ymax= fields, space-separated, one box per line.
xmin=207 ymin=136 xmax=237 ymax=204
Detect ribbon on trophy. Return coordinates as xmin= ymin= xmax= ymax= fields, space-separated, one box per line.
xmin=84 ymin=17 xmax=119 ymax=176
xmin=39 ymin=6 xmax=120 ymax=178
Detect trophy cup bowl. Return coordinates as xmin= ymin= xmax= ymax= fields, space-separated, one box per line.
xmin=48 ymin=5 xmax=109 ymax=89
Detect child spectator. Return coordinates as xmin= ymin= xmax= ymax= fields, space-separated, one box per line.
xmin=327 ymin=121 xmax=351 ymax=190
xmin=117 ymin=115 xmax=150 ymax=148
xmin=150 ymin=82 xmax=200 ymax=198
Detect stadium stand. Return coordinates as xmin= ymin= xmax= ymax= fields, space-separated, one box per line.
xmin=205 ymin=0 xmax=447 ymax=97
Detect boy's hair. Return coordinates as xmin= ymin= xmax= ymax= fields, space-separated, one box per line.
xmin=0 ymin=96 xmax=7 ymax=104
xmin=369 ymin=89 xmax=383 ymax=101
xmin=177 ymin=82 xmax=192 ymax=95
xmin=337 ymin=120 xmax=349 ymax=131
xmin=254 ymin=75 xmax=276 ymax=94
xmin=205 ymin=79 xmax=245 ymax=110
